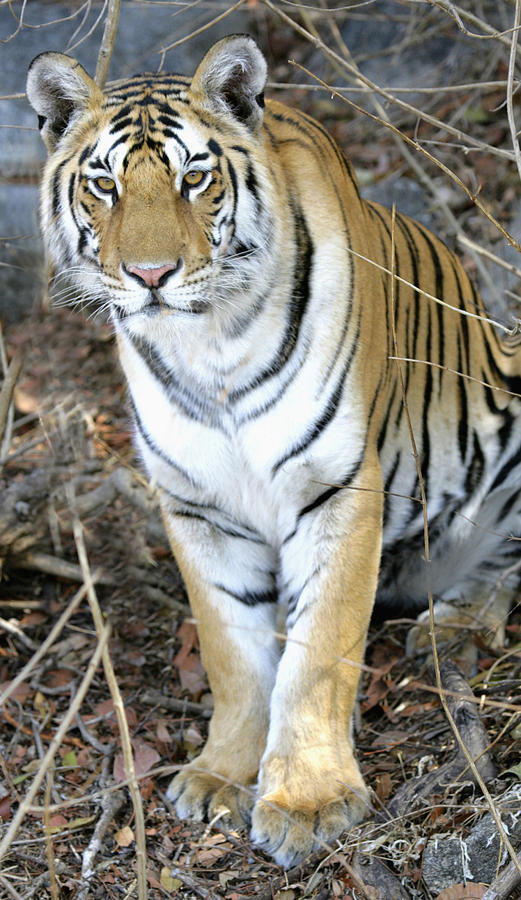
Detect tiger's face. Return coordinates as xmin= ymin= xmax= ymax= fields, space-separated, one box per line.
xmin=27 ymin=38 xmax=273 ymax=336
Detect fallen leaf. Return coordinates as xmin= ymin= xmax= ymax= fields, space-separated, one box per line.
xmin=47 ymin=814 xmax=68 ymax=829
xmin=33 ymin=690 xmax=51 ymax=718
xmin=2 ymin=681 xmax=31 ymax=702
xmin=174 ymin=620 xmax=199 ymax=668
xmin=504 ymin=761 xmax=521 ymax=780
xmin=156 ymin=720 xmax=173 ymax=743
xmin=46 ymin=668 xmax=74 ymax=689
xmin=193 ymin=834 xmax=231 ymax=866
xmin=178 ymin=659 xmax=207 ymax=696
xmin=435 ymin=885 xmax=488 ymax=899
xmin=20 ymin=611 xmax=47 ymax=627
xmin=0 ymin=794 xmax=11 ymax=821
xmin=160 ymin=867 xmax=182 ymax=892
xmin=122 ymin=650 xmax=146 ymax=667
xmin=61 ymin=750 xmax=78 ymax=768
xmin=115 ymin=825 xmax=134 ymax=847
xmin=113 ymin=739 xmax=160 ymax=783
xmin=370 ymin=730 xmax=411 ymax=750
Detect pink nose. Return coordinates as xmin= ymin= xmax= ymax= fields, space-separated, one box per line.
xmin=125 ymin=262 xmax=180 ymax=287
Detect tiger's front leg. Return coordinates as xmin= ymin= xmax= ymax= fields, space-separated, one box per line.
xmin=164 ymin=510 xmax=280 ymax=826
xmin=251 ymin=459 xmax=382 ymax=867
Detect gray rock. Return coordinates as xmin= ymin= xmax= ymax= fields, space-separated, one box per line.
xmin=422 ymin=836 xmax=469 ymax=895
xmin=422 ymin=811 xmax=521 ymax=894
xmin=361 ymin=174 xmax=435 ymax=231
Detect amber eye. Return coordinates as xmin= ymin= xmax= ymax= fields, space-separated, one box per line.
xmin=94 ymin=175 xmax=116 ymax=193
xmin=183 ymin=170 xmax=205 ymax=188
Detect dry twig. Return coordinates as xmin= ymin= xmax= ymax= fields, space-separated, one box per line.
xmin=94 ymin=0 xmax=120 ymax=88
xmin=72 ymin=514 xmax=148 ymax=900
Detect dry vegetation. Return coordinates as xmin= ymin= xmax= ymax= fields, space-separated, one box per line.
xmin=2 ymin=1 xmax=521 ymax=898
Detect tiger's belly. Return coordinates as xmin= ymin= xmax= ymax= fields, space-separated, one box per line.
xmin=377 ymin=411 xmax=521 ymax=607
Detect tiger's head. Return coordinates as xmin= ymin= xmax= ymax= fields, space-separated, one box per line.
xmin=26 ymin=35 xmax=278 ymax=336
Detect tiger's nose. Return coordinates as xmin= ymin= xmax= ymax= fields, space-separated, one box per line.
xmin=124 ymin=260 xmax=182 ymax=287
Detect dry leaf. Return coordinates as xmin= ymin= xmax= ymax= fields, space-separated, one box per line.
xmin=435 ymin=885 xmax=488 ymax=900
xmin=46 ymin=668 xmax=74 ymax=689
xmin=193 ymin=834 xmax=231 ymax=866
xmin=156 ymin=720 xmax=173 ymax=743
xmin=47 ymin=814 xmax=68 ymax=829
xmin=14 ymin=386 xmax=40 ymax=414
xmin=0 ymin=794 xmax=11 ymax=821
xmin=20 ymin=611 xmax=47 ymax=627
xmin=115 ymin=825 xmax=135 ymax=847
xmin=114 ymin=739 xmax=160 ymax=783
xmin=160 ymin=867 xmax=182 ymax=892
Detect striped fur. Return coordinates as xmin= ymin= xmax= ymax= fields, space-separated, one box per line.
xmin=27 ymin=35 xmax=521 ymax=866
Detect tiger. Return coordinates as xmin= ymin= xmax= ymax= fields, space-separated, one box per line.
xmin=26 ymin=33 xmax=521 ymax=867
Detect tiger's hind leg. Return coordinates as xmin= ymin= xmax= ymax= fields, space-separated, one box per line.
xmin=163 ymin=512 xmax=280 ymax=829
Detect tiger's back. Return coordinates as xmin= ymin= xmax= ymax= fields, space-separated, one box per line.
xmin=27 ymin=35 xmax=521 ymax=867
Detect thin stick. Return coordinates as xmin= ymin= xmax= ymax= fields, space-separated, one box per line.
xmin=44 ymin=768 xmax=60 ymax=900
xmin=0 ymin=875 xmax=25 ymax=900
xmin=0 ymin=623 xmax=110 ymax=862
xmin=388 ymin=357 xmax=521 ymax=399
xmin=72 ymin=517 xmax=148 ymax=900
xmin=507 ymin=0 xmax=521 ymax=184
xmin=458 ymin=233 xmax=521 ymax=280
xmin=426 ymin=0 xmax=521 ymax=49
xmin=0 ymin=347 xmax=23 ymax=454
xmin=94 ymin=0 xmax=120 ymax=88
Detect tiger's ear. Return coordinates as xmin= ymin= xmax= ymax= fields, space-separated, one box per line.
xmin=191 ymin=34 xmax=267 ymax=131
xmin=26 ymin=52 xmax=103 ymax=151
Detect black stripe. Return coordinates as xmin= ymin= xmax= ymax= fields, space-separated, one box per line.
xmin=271 ymin=312 xmax=361 ymax=474
xmin=488 ymin=441 xmax=521 ymax=495
xmin=227 ymin=157 xmax=238 ymax=225
xmin=128 ymin=334 xmax=223 ymax=428
xmin=382 ymin=450 xmax=401 ymax=527
xmin=51 ymin=158 xmax=69 ymax=216
xmin=465 ymin=431 xmax=484 ymax=494
xmin=457 ymin=333 xmax=468 ymax=462
xmin=496 ymin=485 xmax=521 ymax=524
xmin=229 ymin=200 xmax=313 ymax=403
xmin=298 ymin=455 xmax=365 ymax=520
xmin=130 ymin=396 xmax=198 ymax=486
xmin=170 ymin=510 xmax=264 ymax=543
xmin=214 ymin=584 xmax=277 ymax=606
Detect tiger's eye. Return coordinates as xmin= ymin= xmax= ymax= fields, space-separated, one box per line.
xmin=95 ymin=176 xmax=116 ymax=193
xmin=183 ymin=170 xmax=205 ymax=187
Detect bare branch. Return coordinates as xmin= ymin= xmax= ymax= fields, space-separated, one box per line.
xmin=94 ymin=0 xmax=121 ymax=89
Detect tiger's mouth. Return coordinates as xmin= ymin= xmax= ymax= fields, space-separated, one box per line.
xmin=112 ymin=288 xmax=209 ymax=320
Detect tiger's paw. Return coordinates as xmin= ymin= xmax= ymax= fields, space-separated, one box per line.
xmin=250 ymin=792 xmax=369 ymax=868
xmin=167 ymin=769 xmax=254 ymax=829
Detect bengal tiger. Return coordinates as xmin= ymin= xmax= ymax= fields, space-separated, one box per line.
xmin=27 ymin=34 xmax=521 ymax=867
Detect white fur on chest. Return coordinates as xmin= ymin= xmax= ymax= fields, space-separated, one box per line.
xmin=117 ymin=323 xmax=366 ymax=546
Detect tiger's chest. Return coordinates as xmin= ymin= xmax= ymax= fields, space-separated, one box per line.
xmin=117 ymin=326 xmax=367 ymax=545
